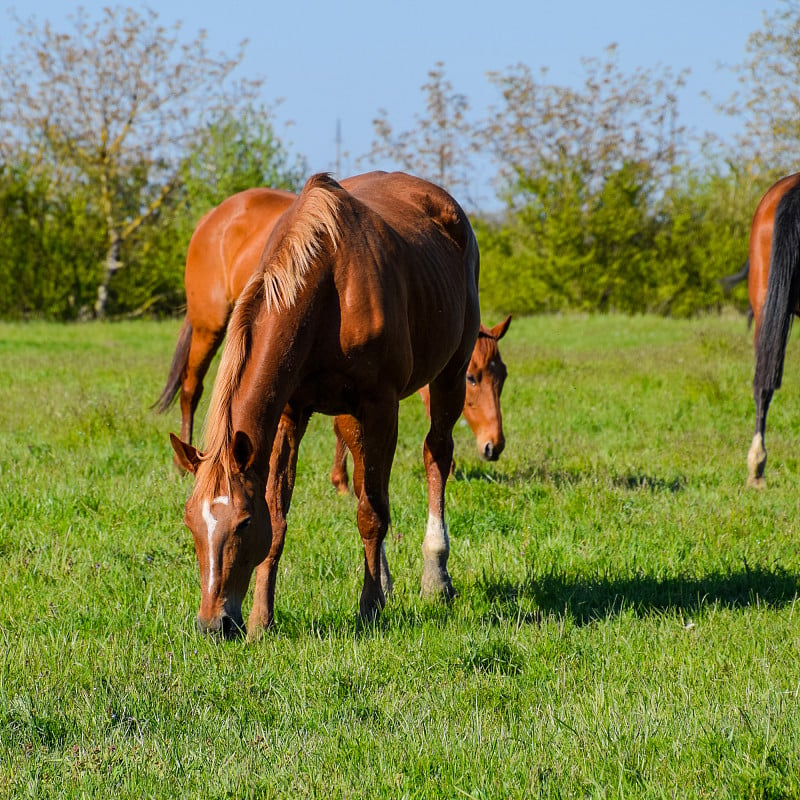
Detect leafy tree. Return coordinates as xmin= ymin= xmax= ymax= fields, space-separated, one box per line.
xmin=476 ymin=160 xmax=661 ymax=314
xmin=0 ymin=162 xmax=105 ymax=318
xmin=476 ymin=163 xmax=756 ymax=319
xmin=652 ymin=166 xmax=759 ymax=317
xmin=107 ymin=109 xmax=306 ymax=318
xmin=181 ymin=106 xmax=305 ymax=213
xmin=481 ymin=45 xmax=687 ymax=203
xmin=363 ymin=62 xmax=477 ymax=202
xmin=0 ymin=6 xmax=263 ymax=317
xmin=473 ymin=46 xmax=694 ymax=315
xmin=719 ymin=0 xmax=800 ymax=173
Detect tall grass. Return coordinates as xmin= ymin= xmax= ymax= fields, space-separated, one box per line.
xmin=1 ymin=315 xmax=799 ymax=798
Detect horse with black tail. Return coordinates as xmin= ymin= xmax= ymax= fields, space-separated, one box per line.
xmin=748 ymin=174 xmax=800 ymax=488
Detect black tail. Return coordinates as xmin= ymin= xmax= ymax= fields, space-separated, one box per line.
xmin=152 ymin=317 xmax=193 ymax=412
xmin=720 ymin=258 xmax=750 ymax=293
xmin=753 ymin=183 xmax=800 ymax=392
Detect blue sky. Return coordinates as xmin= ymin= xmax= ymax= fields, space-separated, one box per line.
xmin=0 ymin=1 xmax=779 ymax=205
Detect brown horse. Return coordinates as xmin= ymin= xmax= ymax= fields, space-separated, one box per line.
xmin=329 ymin=315 xmax=511 ymax=493
xmin=170 ymin=171 xmax=481 ymax=637
xmin=155 ymin=190 xmax=509 ymax=470
xmin=723 ymin=172 xmax=800 ymax=487
xmin=154 ymin=187 xmax=296 ymax=447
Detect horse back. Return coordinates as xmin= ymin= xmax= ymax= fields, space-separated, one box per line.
xmin=333 ymin=172 xmax=481 ymax=396
xmin=184 ymin=188 xmax=296 ymax=331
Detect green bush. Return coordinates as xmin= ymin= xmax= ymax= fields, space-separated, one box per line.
xmin=475 ymin=165 xmax=755 ymax=319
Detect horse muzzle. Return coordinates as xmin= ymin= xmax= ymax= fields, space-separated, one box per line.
xmin=481 ymin=437 xmax=505 ymax=461
xmin=196 ymin=611 xmax=245 ymax=639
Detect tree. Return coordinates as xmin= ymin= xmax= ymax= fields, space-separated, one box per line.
xmin=719 ymin=0 xmax=800 ymax=174
xmin=181 ymin=106 xmax=305 ymax=213
xmin=362 ymin=62 xmax=477 ymax=203
xmin=481 ymin=45 xmax=687 ymax=203
xmin=0 ymin=161 xmax=105 ymax=318
xmin=0 ymin=6 xmax=263 ymax=317
xmin=473 ymin=46 xmax=695 ymax=315
xmin=107 ymin=108 xmax=306 ymax=318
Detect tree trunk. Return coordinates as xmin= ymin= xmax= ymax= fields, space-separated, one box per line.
xmin=94 ymin=235 xmax=122 ymax=318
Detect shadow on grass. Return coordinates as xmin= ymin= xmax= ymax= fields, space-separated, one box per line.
xmin=476 ymin=563 xmax=800 ymax=626
xmin=448 ymin=462 xmax=687 ymax=492
xmin=259 ymin=563 xmax=798 ymax=640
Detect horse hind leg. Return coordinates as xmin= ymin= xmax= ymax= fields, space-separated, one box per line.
xmin=747 ymin=386 xmax=773 ymax=489
xmin=338 ymin=408 xmax=397 ymax=620
xmin=178 ymin=325 xmax=226 ymax=449
xmin=335 ymin=415 xmax=393 ymax=598
xmin=330 ymin=417 xmax=351 ymax=494
xmin=420 ymin=371 xmax=465 ymax=600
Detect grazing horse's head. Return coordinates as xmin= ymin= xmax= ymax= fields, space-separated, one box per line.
xmin=170 ymin=431 xmax=270 ymax=638
xmin=463 ymin=316 xmax=512 ymax=461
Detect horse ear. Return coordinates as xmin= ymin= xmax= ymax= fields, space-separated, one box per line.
xmin=231 ymin=430 xmax=255 ymax=472
xmin=489 ymin=315 xmax=512 ymax=341
xmin=170 ymin=433 xmax=202 ymax=474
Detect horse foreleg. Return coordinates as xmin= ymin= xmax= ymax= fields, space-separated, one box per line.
xmin=747 ymin=386 xmax=773 ymax=489
xmin=248 ymin=409 xmax=308 ymax=636
xmin=330 ymin=417 xmax=351 ymax=494
xmin=420 ymin=373 xmax=464 ymax=600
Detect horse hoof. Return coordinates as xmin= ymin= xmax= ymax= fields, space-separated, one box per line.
xmin=246 ymin=609 xmax=275 ymax=639
xmin=358 ymin=603 xmax=383 ymax=624
xmin=420 ymin=569 xmax=457 ymax=601
xmin=746 ymin=475 xmax=767 ymax=490
xmin=358 ymin=588 xmax=386 ymax=622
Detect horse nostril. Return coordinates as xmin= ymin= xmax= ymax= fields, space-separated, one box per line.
xmin=196 ymin=616 xmax=219 ymax=636
xmin=483 ymin=440 xmax=504 ymax=461
xmin=221 ymin=615 xmax=245 ymax=640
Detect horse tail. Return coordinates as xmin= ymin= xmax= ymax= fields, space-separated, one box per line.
xmin=153 ymin=317 xmax=192 ymax=412
xmin=753 ymin=183 xmax=800 ymax=393
xmin=720 ymin=258 xmax=749 ymax=294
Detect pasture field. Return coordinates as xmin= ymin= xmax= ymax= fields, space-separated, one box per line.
xmin=1 ymin=314 xmax=800 ymax=799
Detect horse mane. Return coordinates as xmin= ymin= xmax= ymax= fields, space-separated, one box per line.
xmin=196 ymin=174 xmax=342 ymax=494
xmin=263 ymin=173 xmax=341 ymax=313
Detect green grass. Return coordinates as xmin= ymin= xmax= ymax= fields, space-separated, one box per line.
xmin=1 ymin=314 xmax=799 ymax=799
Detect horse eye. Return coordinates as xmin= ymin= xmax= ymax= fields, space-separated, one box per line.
xmin=236 ymin=517 xmax=252 ymax=534
xmin=466 ymin=374 xmax=477 ymax=386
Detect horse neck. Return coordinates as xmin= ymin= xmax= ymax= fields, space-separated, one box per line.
xmin=230 ymin=309 xmax=312 ymax=473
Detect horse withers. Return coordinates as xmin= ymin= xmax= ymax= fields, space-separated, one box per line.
xmin=329 ymin=315 xmax=511 ymax=493
xmin=170 ymin=172 xmax=481 ymax=637
xmin=723 ymin=172 xmax=800 ymax=487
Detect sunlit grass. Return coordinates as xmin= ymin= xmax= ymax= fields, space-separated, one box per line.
xmin=1 ymin=314 xmax=799 ymax=798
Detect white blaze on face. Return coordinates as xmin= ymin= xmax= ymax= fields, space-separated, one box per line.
xmin=201 ymin=495 xmax=229 ymax=592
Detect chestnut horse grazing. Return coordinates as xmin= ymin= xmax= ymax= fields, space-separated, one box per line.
xmin=155 ymin=189 xmax=508 ymax=470
xmin=154 ymin=187 xmax=296 ymax=447
xmin=724 ymin=172 xmax=800 ymax=487
xmin=170 ymin=171 xmax=481 ymax=637
xmin=329 ymin=315 xmax=511 ymax=493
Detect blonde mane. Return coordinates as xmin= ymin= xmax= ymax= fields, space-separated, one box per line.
xmin=263 ymin=175 xmax=340 ymax=313
xmin=195 ymin=175 xmax=342 ymax=495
